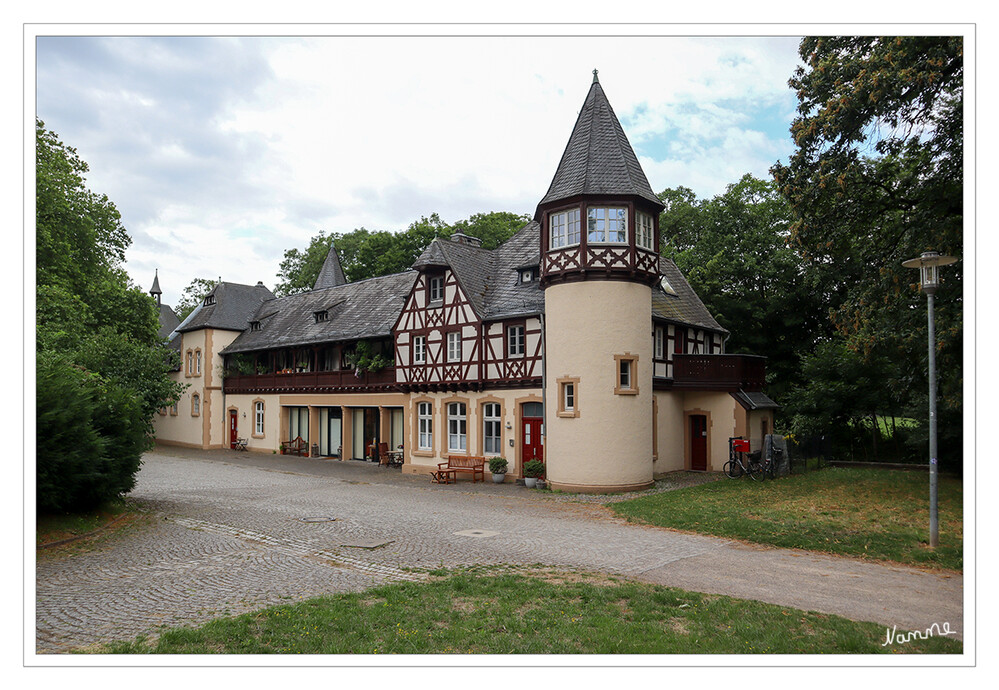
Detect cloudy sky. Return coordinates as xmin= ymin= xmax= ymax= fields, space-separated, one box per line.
xmin=34 ymin=31 xmax=804 ymax=307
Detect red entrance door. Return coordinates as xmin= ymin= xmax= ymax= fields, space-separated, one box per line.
xmin=690 ymin=415 xmax=707 ymax=471
xmin=521 ymin=416 xmax=544 ymax=468
xmin=229 ymin=410 xmax=238 ymax=449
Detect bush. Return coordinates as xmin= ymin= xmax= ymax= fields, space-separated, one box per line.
xmin=488 ymin=457 xmax=508 ymax=474
xmin=36 ymin=352 xmax=151 ymax=513
xmin=523 ymin=459 xmax=545 ymax=479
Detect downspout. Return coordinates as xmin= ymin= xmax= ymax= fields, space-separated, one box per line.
xmin=539 ymin=312 xmax=547 ymax=447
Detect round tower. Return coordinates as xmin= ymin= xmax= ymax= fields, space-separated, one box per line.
xmin=538 ymin=71 xmax=664 ymax=493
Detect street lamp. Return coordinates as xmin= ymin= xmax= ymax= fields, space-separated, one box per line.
xmin=901 ymin=250 xmax=958 ymax=548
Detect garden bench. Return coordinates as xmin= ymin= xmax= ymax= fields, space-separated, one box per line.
xmin=437 ymin=455 xmax=485 ymax=483
xmin=283 ymin=436 xmax=307 ymax=456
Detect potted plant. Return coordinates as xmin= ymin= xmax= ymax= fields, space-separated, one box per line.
xmin=523 ymin=459 xmax=545 ymax=488
xmin=488 ymin=457 xmax=508 ymax=483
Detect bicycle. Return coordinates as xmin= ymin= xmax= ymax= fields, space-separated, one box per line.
xmin=724 ymin=437 xmax=763 ymax=481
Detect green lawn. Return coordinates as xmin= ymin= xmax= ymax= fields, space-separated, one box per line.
xmin=95 ymin=571 xmax=961 ymax=654
xmin=611 ymin=468 xmax=962 ymax=571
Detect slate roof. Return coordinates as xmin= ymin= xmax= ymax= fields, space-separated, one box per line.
xmin=733 ymin=390 xmax=780 ymax=410
xmin=652 ymin=257 xmax=728 ymax=335
xmin=221 ymin=271 xmax=418 ymax=354
xmin=314 ymin=243 xmax=347 ymax=290
xmin=176 ymin=281 xmax=276 ymax=333
xmin=156 ymin=303 xmax=180 ymax=341
xmin=537 ymin=73 xmax=663 ymax=212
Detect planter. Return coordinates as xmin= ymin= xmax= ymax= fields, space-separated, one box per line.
xmin=524 ymin=477 xmax=537 ymax=488
xmin=492 ymin=474 xmax=506 ymax=484
xmin=535 ymin=480 xmax=546 ymax=490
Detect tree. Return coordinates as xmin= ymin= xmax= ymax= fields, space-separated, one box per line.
xmin=658 ymin=175 xmax=825 ymax=403
xmin=35 ymin=120 xmax=184 ymax=511
xmin=771 ymin=37 xmax=963 ymax=468
xmin=274 ymin=211 xmax=529 ymax=294
xmin=174 ymin=277 xmax=220 ymax=321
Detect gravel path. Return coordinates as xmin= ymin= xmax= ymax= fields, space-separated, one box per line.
xmin=34 ymin=448 xmax=963 ymax=653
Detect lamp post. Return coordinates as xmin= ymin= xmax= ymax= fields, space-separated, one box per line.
xmin=901 ymin=250 xmax=958 ymax=548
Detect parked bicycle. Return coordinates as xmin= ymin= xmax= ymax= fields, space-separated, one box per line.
xmin=724 ymin=437 xmax=763 ymax=480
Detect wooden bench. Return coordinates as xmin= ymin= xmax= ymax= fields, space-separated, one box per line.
xmin=233 ymin=438 xmax=248 ymax=451
xmin=437 ymin=455 xmax=485 ymax=483
xmin=283 ymin=436 xmax=307 ymax=456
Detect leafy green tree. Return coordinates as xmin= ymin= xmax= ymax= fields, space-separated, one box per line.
xmin=452 ymin=211 xmax=531 ymax=249
xmin=771 ymin=36 xmax=963 ymax=468
xmin=658 ymin=175 xmax=825 ymax=403
xmin=174 ymin=277 xmax=220 ymax=321
xmin=35 ymin=120 xmax=183 ymax=511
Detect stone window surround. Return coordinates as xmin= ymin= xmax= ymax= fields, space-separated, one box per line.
xmin=556 ymin=376 xmax=580 ymax=418
xmin=614 ymin=353 xmax=639 ymax=396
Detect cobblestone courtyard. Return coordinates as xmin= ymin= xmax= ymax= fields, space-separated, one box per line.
xmin=34 ymin=448 xmax=963 ymax=653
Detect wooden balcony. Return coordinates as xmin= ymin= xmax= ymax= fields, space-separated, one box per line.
xmin=223 ymin=367 xmax=398 ymax=394
xmin=668 ymin=354 xmax=767 ymax=391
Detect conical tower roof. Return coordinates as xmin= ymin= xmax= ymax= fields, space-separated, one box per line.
xmin=314 ymin=242 xmax=347 ymax=290
xmin=149 ymin=269 xmax=162 ymax=296
xmin=537 ymin=71 xmax=662 ymax=212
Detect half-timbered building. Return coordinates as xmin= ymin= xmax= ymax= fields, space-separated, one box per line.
xmin=152 ymin=72 xmax=776 ymax=492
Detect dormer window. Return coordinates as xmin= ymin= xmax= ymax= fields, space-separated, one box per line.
xmin=314 ymin=310 xmax=329 ymax=323
xmin=520 ymin=269 xmax=535 ymax=284
xmin=587 ymin=207 xmax=628 ymax=244
xmin=204 ymin=294 xmax=216 ymax=306
xmin=250 ymin=321 xmax=261 ymax=331
xmin=428 ymin=275 xmax=444 ymax=303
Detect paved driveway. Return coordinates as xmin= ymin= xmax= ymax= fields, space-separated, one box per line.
xmin=35 ymin=448 xmax=963 ymax=652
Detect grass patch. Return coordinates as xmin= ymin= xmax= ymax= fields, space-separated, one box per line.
xmin=93 ymin=572 xmax=960 ymax=654
xmin=37 ymin=498 xmax=148 ymax=549
xmin=611 ymin=468 xmax=962 ymax=571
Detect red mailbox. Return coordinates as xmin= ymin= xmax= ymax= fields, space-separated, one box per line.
xmin=731 ymin=439 xmax=750 ymax=453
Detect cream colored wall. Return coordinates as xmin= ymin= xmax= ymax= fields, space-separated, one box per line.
xmin=653 ymin=391 xmax=686 ymax=473
xmin=544 ymin=281 xmax=653 ymax=492
xmin=682 ymin=391 xmax=741 ymax=472
xmin=747 ymin=409 xmax=775 ymax=451
xmin=403 ymin=388 xmax=540 ymax=478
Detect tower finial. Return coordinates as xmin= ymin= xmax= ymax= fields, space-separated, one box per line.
xmin=592 ymin=68 xmax=599 ymax=84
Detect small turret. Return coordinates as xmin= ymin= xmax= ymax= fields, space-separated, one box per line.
xmin=149 ymin=269 xmax=162 ymax=306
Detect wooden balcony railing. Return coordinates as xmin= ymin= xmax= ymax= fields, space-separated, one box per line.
xmin=223 ymin=367 xmax=398 ymax=394
xmin=669 ymin=354 xmax=767 ymax=391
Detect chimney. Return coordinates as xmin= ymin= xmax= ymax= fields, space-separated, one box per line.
xmin=450 ymin=232 xmax=482 ymax=248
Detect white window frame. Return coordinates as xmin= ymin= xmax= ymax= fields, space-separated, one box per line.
xmin=549 ymin=208 xmax=581 ymax=249
xmin=587 ymin=206 xmax=628 ymax=244
xmin=636 ymin=211 xmax=655 ymax=251
xmin=418 ymin=401 xmax=433 ymax=450
xmin=507 ymin=325 xmax=525 ymax=357
xmin=619 ymin=359 xmax=632 ymax=390
xmin=483 ymin=403 xmax=502 ymax=455
xmin=447 ymin=331 xmax=461 ymax=362
xmin=563 ymin=382 xmax=575 ymax=411
xmin=654 ymin=326 xmax=664 ymax=359
xmin=254 ymin=401 xmax=265 ymax=435
xmin=195 ymin=349 xmax=202 ymax=375
xmin=413 ymin=335 xmax=426 ymax=364
xmin=428 ymin=275 xmax=444 ymax=303
xmin=447 ymin=402 xmax=467 ymax=452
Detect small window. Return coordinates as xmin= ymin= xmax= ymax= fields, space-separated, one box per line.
xmin=614 ymin=354 xmax=639 ymax=395
xmin=204 ymin=295 xmax=216 ymax=306
xmin=170 ymin=403 xmax=178 ymax=416
xmin=314 ymin=310 xmax=329 ymax=323
xmin=587 ymin=207 xmax=628 ymax=244
xmin=507 ymin=325 xmax=525 ymax=357
xmin=250 ymin=321 xmax=261 ymax=331
xmin=654 ymin=326 xmax=664 ymax=360
xmin=186 ymin=350 xmax=193 ymax=376
xmin=520 ymin=269 xmax=534 ymax=283
xmin=192 ymin=394 xmax=201 ymax=416
xmin=557 ymin=378 xmax=579 ymax=418
xmin=447 ymin=402 xmax=467 ymax=452
xmin=428 ymin=275 xmax=444 ymax=303
xmin=418 ymin=401 xmax=433 ymax=450
xmin=413 ymin=335 xmax=426 ymax=364
xmin=254 ymin=401 xmax=265 ymax=436
xmin=549 ymin=207 xmax=581 ymax=249
xmin=195 ymin=349 xmax=202 ymax=376
xmin=483 ymin=402 xmax=502 ymax=455
xmin=447 ymin=331 xmax=461 ymax=362
xmin=636 ymin=211 xmax=655 ymax=251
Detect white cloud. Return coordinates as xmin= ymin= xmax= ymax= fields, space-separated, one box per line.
xmin=35 ymin=34 xmax=805 ymax=306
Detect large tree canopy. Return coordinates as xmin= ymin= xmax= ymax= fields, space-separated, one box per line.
xmin=771 ymin=37 xmax=963 ymax=467
xmin=274 ymin=211 xmax=530 ymax=296
xmin=36 ymin=119 xmax=184 ymax=512
xmin=658 ymin=175 xmax=826 ymax=404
